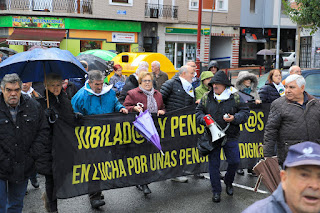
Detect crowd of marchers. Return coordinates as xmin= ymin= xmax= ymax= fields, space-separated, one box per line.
xmin=1 ymin=56 xmax=320 ymax=213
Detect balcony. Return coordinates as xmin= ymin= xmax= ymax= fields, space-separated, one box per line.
xmin=0 ymin=0 xmax=92 ymax=14
xmin=145 ymin=3 xmax=178 ymax=19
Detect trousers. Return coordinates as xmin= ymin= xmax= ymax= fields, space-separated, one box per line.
xmin=0 ymin=179 xmax=28 ymax=213
xmin=208 ymin=139 xmax=240 ymax=193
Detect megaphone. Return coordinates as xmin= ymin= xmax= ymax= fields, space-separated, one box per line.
xmin=203 ymin=114 xmax=230 ymax=143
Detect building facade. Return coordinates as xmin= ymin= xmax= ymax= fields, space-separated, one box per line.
xmin=240 ymin=0 xmax=297 ymax=67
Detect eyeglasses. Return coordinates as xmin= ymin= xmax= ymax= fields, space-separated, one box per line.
xmin=142 ymin=80 xmax=152 ymax=83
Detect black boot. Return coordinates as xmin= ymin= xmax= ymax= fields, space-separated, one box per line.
xmin=212 ymin=193 xmax=221 ymax=203
xmin=236 ymin=169 xmax=244 ymax=175
xmin=30 ymin=177 xmax=39 ymax=188
xmin=90 ymin=199 xmax=105 ymax=209
xmin=142 ymin=184 xmax=151 ymax=195
xmin=225 ymin=184 xmax=234 ymax=196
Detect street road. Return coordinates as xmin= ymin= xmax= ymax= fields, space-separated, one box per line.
xmin=23 ymin=171 xmax=269 ymax=213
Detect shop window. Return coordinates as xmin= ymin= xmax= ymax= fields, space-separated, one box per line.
xmin=80 ymin=40 xmax=102 ymax=52
xmin=116 ymin=44 xmax=130 ymax=53
xmin=241 ymin=41 xmax=257 ymax=60
xmin=109 ymin=0 xmax=133 ymax=6
xmin=165 ymin=42 xmax=175 ymax=65
xmin=165 ymin=42 xmax=196 ymax=69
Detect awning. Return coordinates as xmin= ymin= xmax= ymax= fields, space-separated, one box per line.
xmin=245 ymin=34 xmax=266 ymax=43
xmin=7 ymin=28 xmax=66 ymax=47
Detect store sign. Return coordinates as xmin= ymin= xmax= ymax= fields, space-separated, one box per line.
xmin=7 ymin=40 xmax=60 ymax=47
xmin=117 ymin=10 xmax=127 ymax=15
xmin=112 ymin=32 xmax=135 ymax=43
xmin=165 ymin=27 xmax=210 ymax=35
xmin=12 ymin=16 xmax=65 ymax=29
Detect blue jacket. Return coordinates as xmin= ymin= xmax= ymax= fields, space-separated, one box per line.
xmin=242 ymin=184 xmax=292 ymax=213
xmin=258 ymin=83 xmax=281 ymax=103
xmin=71 ymin=81 xmax=124 ymax=115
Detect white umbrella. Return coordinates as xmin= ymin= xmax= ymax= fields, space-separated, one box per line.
xmin=257 ymin=49 xmax=275 ymax=56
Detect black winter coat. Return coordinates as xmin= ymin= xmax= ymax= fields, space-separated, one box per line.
xmin=118 ymin=74 xmax=138 ymax=104
xmin=258 ymin=83 xmax=281 ymax=103
xmin=37 ymin=91 xmax=75 ymax=175
xmin=196 ymin=90 xmax=250 ymax=139
xmin=0 ymin=94 xmax=49 ymax=183
xmin=160 ymin=76 xmax=196 ymax=112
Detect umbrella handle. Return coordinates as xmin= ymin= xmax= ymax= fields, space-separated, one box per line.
xmin=137 ymin=102 xmax=144 ymax=112
xmin=160 ymin=150 xmax=165 ymax=156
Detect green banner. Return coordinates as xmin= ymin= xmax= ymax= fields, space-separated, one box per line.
xmin=165 ymin=27 xmax=210 ymax=35
xmin=12 ymin=16 xmax=65 ymax=29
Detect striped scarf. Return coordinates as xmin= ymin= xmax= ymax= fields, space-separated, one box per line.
xmin=139 ymin=86 xmax=158 ymax=113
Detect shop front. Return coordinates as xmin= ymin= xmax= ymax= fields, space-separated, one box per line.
xmin=0 ymin=16 xmax=141 ymax=56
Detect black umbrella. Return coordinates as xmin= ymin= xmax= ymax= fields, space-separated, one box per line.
xmin=0 ymin=47 xmax=18 ymax=55
xmin=76 ymin=54 xmax=109 ymax=72
xmin=76 ymin=54 xmax=114 ymax=76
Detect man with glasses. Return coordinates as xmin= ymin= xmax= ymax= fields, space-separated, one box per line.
xmin=0 ymin=73 xmax=49 ymax=213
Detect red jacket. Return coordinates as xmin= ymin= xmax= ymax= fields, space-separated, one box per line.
xmin=123 ymin=87 xmax=165 ymax=112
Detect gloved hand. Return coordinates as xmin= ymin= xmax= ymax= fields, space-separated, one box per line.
xmin=74 ymin=112 xmax=84 ymax=125
xmin=44 ymin=108 xmax=58 ymax=123
xmin=74 ymin=112 xmax=83 ymax=120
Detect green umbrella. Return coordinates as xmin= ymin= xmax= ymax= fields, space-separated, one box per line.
xmin=78 ymin=49 xmax=117 ymax=61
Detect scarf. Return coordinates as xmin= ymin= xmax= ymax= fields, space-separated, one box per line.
xmin=242 ymin=87 xmax=252 ymax=95
xmin=139 ymin=86 xmax=158 ymax=113
xmin=214 ymin=87 xmax=238 ymax=103
xmin=21 ymin=87 xmax=34 ymax=97
xmin=179 ymin=77 xmax=194 ymax=98
xmin=273 ymin=82 xmax=285 ymax=97
xmin=84 ymin=80 xmax=112 ymax=96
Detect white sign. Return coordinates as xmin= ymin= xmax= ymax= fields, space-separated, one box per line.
xmin=7 ymin=40 xmax=60 ymax=47
xmin=112 ymin=33 xmax=135 ymax=43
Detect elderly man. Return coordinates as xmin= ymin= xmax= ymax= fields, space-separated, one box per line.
xmin=161 ymin=65 xmax=196 ymax=112
xmin=196 ymin=70 xmax=250 ymax=203
xmin=0 ymin=74 xmax=49 ymax=213
xmin=160 ymin=65 xmax=196 ymax=182
xmin=21 ymin=82 xmax=41 ymax=99
xmin=71 ymin=70 xmax=127 ymax=209
xmin=282 ymin=65 xmax=301 ymax=85
xmin=264 ymin=74 xmax=320 ymax=166
xmin=244 ymin=141 xmax=320 ymax=213
xmin=151 ymin=61 xmax=168 ymax=91
xmin=186 ymin=60 xmax=200 ymax=88
xmin=289 ymin=65 xmax=302 ymax=75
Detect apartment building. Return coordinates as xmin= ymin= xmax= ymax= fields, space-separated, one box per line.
xmin=240 ymin=0 xmax=297 ymax=67
xmin=0 ymin=0 xmax=240 ymax=69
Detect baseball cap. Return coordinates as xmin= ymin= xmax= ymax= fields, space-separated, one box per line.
xmin=283 ymin=141 xmax=320 ymax=168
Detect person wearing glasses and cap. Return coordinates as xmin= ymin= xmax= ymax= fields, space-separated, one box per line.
xmin=243 ymin=141 xmax=320 ymax=213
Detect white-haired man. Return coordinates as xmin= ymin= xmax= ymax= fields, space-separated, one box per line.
xmin=264 ymin=74 xmax=320 ymax=166
xmin=151 ymin=61 xmax=168 ymax=91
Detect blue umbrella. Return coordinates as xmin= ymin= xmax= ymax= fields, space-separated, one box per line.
xmin=0 ymin=48 xmax=87 ymax=82
xmin=133 ymin=109 xmax=164 ymax=155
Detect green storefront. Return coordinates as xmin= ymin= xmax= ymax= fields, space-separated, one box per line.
xmin=0 ymin=16 xmax=141 ymax=56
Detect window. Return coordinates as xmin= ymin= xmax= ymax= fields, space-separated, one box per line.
xmin=116 ymin=44 xmax=130 ymax=53
xmin=165 ymin=42 xmax=196 ymax=69
xmin=80 ymin=40 xmax=102 ymax=52
xmin=109 ymin=0 xmax=133 ymax=6
xmin=189 ymin=0 xmax=228 ymax=12
xmin=305 ymin=74 xmax=320 ymax=98
xmin=216 ymin=0 xmax=227 ymax=11
xmin=250 ymin=0 xmax=256 ymax=13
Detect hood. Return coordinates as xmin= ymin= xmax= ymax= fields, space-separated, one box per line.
xmin=200 ymin=71 xmax=214 ymax=81
xmin=208 ymin=70 xmax=232 ymax=87
xmin=207 ymin=60 xmax=219 ymax=71
xmin=235 ymin=71 xmax=258 ymax=91
xmin=84 ymin=80 xmax=113 ymax=96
